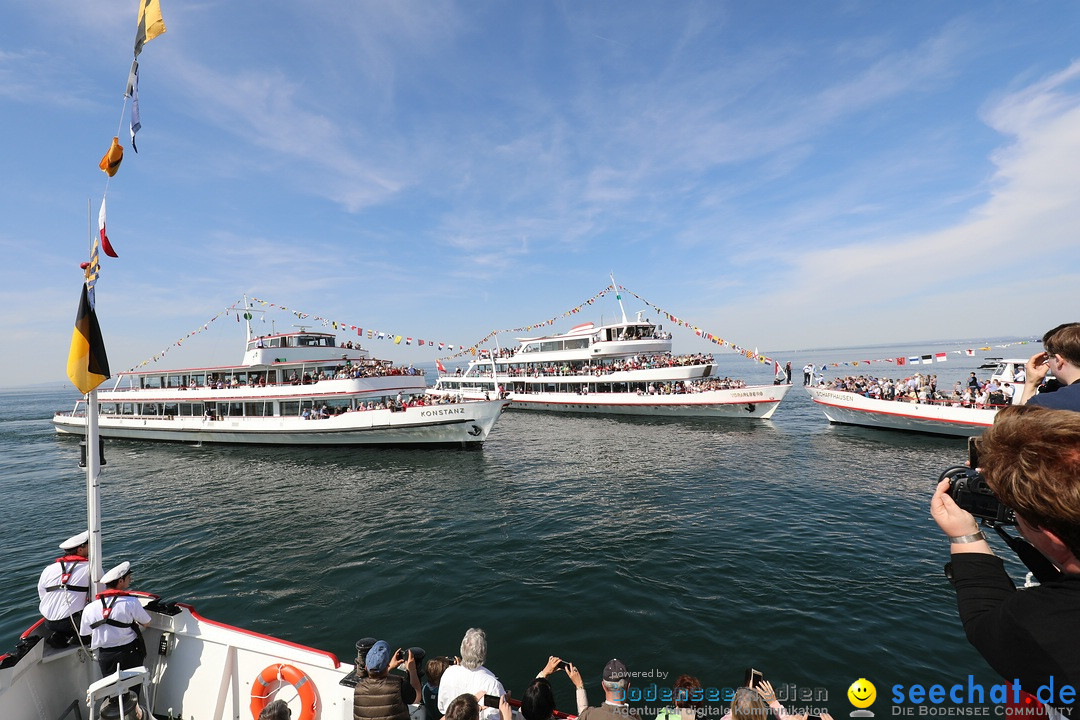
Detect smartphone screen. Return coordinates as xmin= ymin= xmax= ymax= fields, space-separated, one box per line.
xmin=967 ymin=436 xmax=979 ymax=470
xmin=743 ymin=668 xmax=763 ymax=689
xmin=483 ymin=695 xmax=501 ymax=708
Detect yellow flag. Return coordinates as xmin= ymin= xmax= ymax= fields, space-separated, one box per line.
xmin=98 ymin=137 xmax=124 ymax=176
xmin=394 ymin=335 xmax=402 ymax=345
xmin=134 ymin=0 xmax=166 ymax=57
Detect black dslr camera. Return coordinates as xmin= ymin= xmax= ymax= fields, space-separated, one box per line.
xmin=941 ymin=436 xmax=1016 ymax=527
xmin=940 ymin=438 xmax=1063 ymax=585
xmin=941 ymin=465 xmax=1016 ymax=527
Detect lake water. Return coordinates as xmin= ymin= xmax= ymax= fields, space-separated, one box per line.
xmin=0 ymin=343 xmax=1036 ymax=715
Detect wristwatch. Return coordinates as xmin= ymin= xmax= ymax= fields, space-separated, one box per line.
xmin=949 ymin=530 xmax=986 ymax=544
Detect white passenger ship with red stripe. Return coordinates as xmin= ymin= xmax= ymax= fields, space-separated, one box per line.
xmin=805 ymin=359 xmax=1026 ymax=437
xmin=52 ymin=324 xmax=508 ymax=447
xmin=429 ymin=307 xmax=790 ymax=420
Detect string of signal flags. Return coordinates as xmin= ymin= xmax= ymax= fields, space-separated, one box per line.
xmin=68 ymin=0 xmax=166 ymax=394
xmin=127 ymin=284 xmax=1038 ymax=375
xmin=130 ymin=285 xmax=790 ymax=372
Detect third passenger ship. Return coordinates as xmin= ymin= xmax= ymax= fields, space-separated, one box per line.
xmin=429 ymin=296 xmax=790 ymax=419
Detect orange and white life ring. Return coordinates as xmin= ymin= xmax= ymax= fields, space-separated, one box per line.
xmin=250 ymin=663 xmax=318 ymax=720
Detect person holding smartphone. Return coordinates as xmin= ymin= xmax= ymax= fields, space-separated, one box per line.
xmin=520 ymin=656 xmax=587 ymax=720
xmin=721 ymin=672 xmax=831 ymax=720
xmin=352 ymin=640 xmax=422 ymax=720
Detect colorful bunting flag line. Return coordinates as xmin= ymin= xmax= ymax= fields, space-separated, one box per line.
xmin=128 ymin=301 xmax=242 ymax=370
xmin=128 ymin=286 xmax=1036 ymax=377
xmin=75 ymin=1 xmax=167 ymax=388
xmin=814 ymin=340 xmax=1038 ymax=372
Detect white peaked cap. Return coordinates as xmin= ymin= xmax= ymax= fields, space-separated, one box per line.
xmin=59 ymin=531 xmax=89 ymax=550
xmin=101 ymin=561 xmax=131 ymax=584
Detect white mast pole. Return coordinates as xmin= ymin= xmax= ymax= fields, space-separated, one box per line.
xmin=243 ymin=294 xmax=253 ymax=341
xmin=84 ymin=199 xmax=104 ymax=595
xmin=85 ymin=392 xmax=103 ymax=595
xmin=610 ymin=272 xmax=628 ymax=324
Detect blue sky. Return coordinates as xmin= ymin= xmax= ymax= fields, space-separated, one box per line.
xmin=2 ymin=1 xmax=1079 ymax=387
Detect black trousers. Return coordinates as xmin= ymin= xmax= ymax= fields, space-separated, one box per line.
xmin=97 ymin=638 xmax=147 ymax=697
xmin=44 ymin=612 xmax=87 ymax=646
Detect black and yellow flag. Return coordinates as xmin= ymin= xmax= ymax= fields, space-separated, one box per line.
xmin=66 ymin=283 xmax=111 ymax=394
xmin=134 ymin=0 xmax=166 ymax=57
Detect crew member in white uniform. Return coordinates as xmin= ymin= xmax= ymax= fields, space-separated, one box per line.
xmin=80 ymin=561 xmax=152 ymax=692
xmin=37 ymin=531 xmax=91 ymax=648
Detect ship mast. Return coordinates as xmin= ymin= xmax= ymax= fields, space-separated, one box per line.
xmin=610 ymin=272 xmax=628 ymax=324
xmin=243 ymin=294 xmax=253 ymax=341
xmin=85 ymin=389 xmax=104 ymax=596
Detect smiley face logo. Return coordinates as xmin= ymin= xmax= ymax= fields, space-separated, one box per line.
xmin=847 ymin=678 xmax=876 ymax=709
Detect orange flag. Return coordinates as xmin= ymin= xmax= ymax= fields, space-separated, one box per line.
xmin=98 ymin=137 xmax=124 ymax=177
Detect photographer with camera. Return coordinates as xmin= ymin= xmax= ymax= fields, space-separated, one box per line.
xmin=1020 ymin=322 xmax=1080 ymax=409
xmin=931 ymin=405 xmax=1080 ymax=717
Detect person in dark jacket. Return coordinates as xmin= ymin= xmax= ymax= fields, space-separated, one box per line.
xmin=353 ymin=640 xmax=422 ymax=720
xmin=931 ymin=405 xmax=1080 ymax=718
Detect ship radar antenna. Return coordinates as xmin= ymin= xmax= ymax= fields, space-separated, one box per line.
xmin=610 ymin=272 xmax=628 ymax=324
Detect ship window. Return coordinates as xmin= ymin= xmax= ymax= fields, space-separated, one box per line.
xmin=324 ymin=398 xmax=351 ymax=414
xmin=216 ymin=402 xmax=244 ymax=417
xmin=269 ymin=337 xmax=282 ymax=348
xmin=281 ymin=401 xmax=300 ymax=416
xmin=540 ymin=341 xmax=561 ymax=352
xmin=100 ymin=403 xmax=117 ymax=414
xmin=564 ymin=338 xmax=588 ymax=350
xmin=244 ymin=402 xmax=268 ymax=417
xmin=120 ymin=403 xmax=135 ymax=415
xmin=141 ymin=376 xmax=162 ymax=389
xmin=163 ymin=403 xmax=178 ymax=416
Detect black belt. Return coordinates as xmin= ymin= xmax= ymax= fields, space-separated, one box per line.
xmin=99 ymin=638 xmax=140 ymax=653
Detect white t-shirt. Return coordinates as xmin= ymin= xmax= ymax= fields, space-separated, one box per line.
xmin=437 ymin=664 xmax=506 ymax=719
xmin=37 ymin=558 xmax=90 ymax=621
xmin=80 ymin=593 xmax=151 ymax=649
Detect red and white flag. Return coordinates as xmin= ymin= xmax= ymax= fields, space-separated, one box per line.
xmin=436 ymin=359 xmax=446 ymax=373
xmin=936 ymin=352 xmax=948 ymax=362
xmin=965 ymin=349 xmax=975 ymax=356
xmin=98 ymin=197 xmax=119 ymax=257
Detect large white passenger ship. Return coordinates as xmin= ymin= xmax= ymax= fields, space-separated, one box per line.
xmin=430 ymin=309 xmax=790 ymax=419
xmin=53 ymin=325 xmax=508 ymax=447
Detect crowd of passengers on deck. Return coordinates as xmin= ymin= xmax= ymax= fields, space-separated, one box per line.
xmin=156 ymin=361 xmax=423 ymax=391
xmin=471 ymin=353 xmax=714 ymax=378
xmin=608 ymin=377 xmax=748 ymax=396
xmin=820 ymin=371 xmax=1019 ymax=408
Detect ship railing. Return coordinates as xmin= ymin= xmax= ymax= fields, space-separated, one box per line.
xmin=820 ymin=387 xmax=1015 ymax=409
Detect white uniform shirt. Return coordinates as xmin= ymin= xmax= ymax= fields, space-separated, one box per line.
xmin=37 ymin=558 xmax=90 ymax=621
xmin=437 ymin=664 xmax=506 ymax=719
xmin=79 ymin=593 xmax=151 ymax=649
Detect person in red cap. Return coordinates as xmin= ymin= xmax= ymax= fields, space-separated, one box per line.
xmin=37 ymin=531 xmax=91 ymax=648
